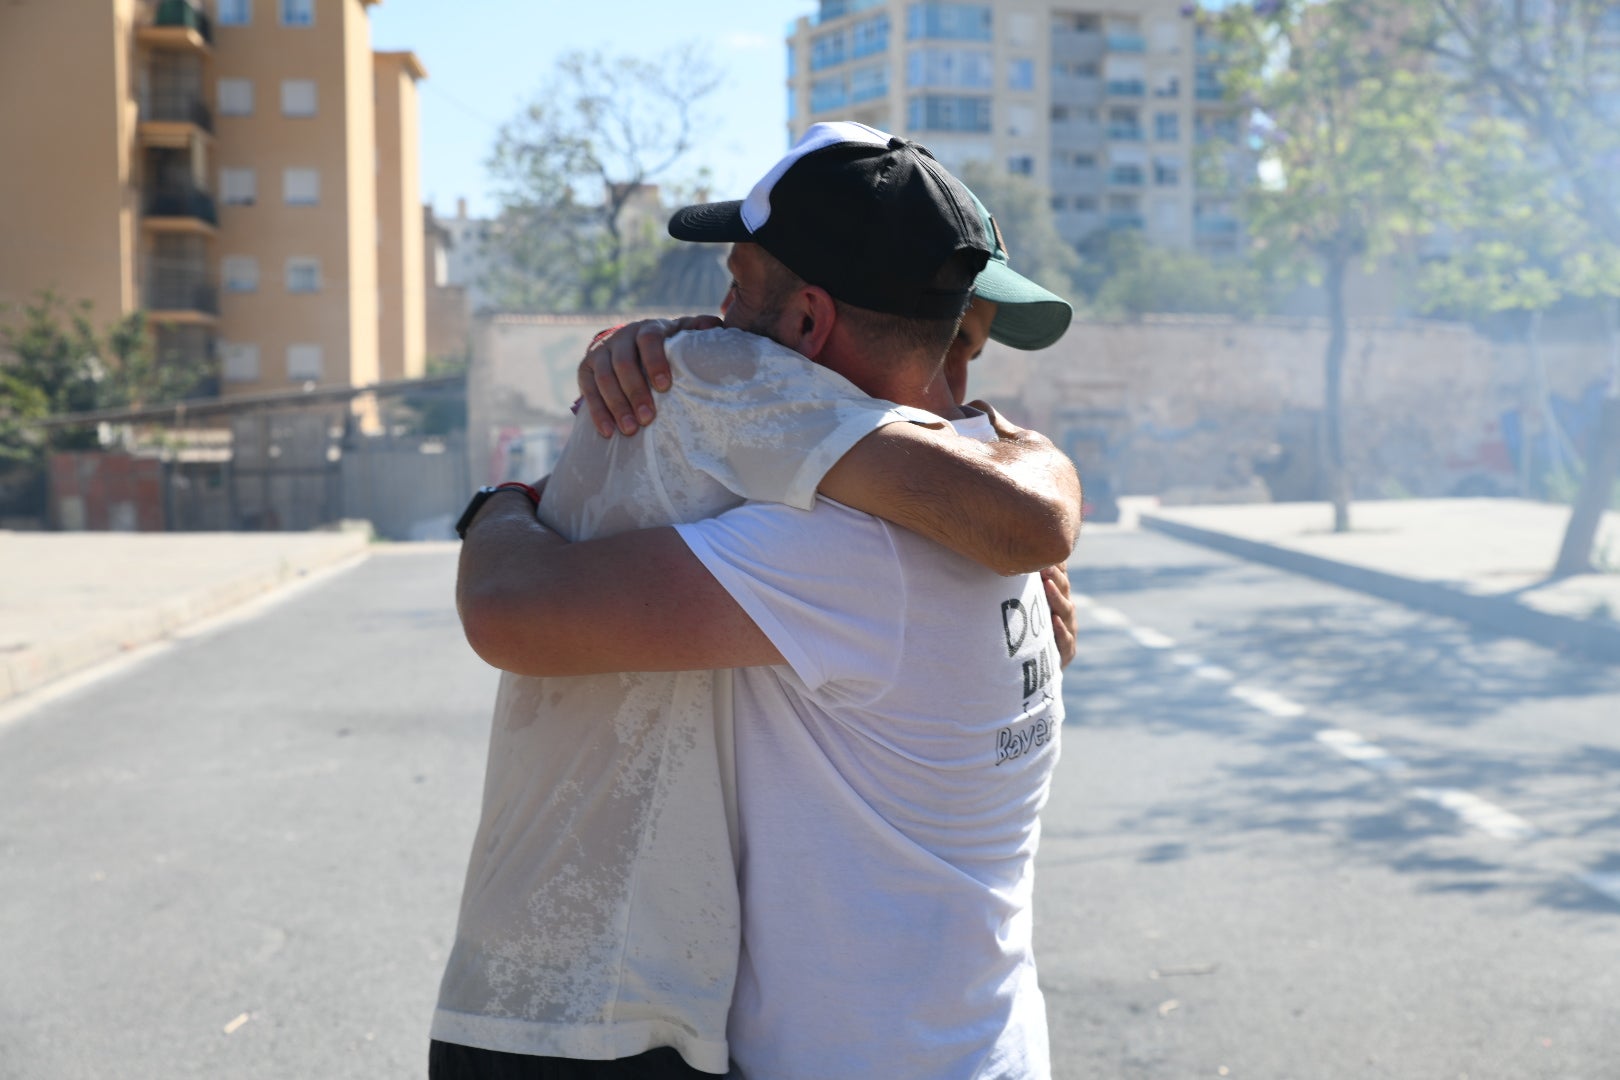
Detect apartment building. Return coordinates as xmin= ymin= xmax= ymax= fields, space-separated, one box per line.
xmin=785 ymin=0 xmax=1244 ymax=258
xmin=0 ymin=0 xmax=427 ymax=405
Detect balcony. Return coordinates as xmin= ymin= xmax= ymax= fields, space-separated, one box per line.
xmin=1051 ymin=119 xmax=1104 ymax=148
xmin=1107 ymin=167 xmax=1145 ymax=187
xmin=1106 ymin=212 xmax=1146 ymax=231
xmin=1107 ymin=33 xmax=1147 ymax=53
xmin=1051 ymin=73 xmax=1103 ymax=104
xmin=142 ymin=93 xmax=213 ymax=132
xmin=1105 ymin=79 xmax=1146 ymax=98
xmin=138 ymin=0 xmax=213 ymax=50
xmin=143 ymin=184 xmax=219 ymax=230
xmin=1106 ymin=124 xmax=1144 ymax=141
xmin=1052 ymin=28 xmax=1105 ymax=65
xmin=1051 ymin=167 xmax=1103 ymax=196
xmin=145 ymin=275 xmax=220 ymax=322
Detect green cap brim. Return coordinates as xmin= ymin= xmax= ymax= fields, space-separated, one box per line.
xmin=973 ymin=260 xmax=1074 ymax=351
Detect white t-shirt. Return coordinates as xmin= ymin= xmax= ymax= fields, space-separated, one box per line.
xmin=432 ymin=329 xmax=928 ymax=1073
xmin=675 ymin=413 xmax=1064 ymax=1080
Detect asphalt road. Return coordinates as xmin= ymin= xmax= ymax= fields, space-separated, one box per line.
xmin=1044 ymin=527 xmax=1620 ymax=1080
xmin=1 ymin=533 xmax=1617 ymax=1079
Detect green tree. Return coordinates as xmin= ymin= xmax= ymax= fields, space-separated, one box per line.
xmin=1212 ymin=0 xmax=1449 ymax=532
xmin=483 ymin=45 xmax=723 ymax=313
xmin=1087 ymin=232 xmax=1268 ymax=318
xmin=1418 ymin=114 xmax=1620 ymax=496
xmin=1396 ymin=0 xmax=1620 ymax=571
xmin=955 ymin=161 xmax=1081 ymax=301
xmin=0 ymin=293 xmax=206 ymax=463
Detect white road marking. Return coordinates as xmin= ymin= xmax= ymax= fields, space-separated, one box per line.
xmin=1089 ymin=605 xmax=1130 ymax=627
xmin=1194 ymin=664 xmax=1236 ymax=683
xmin=1229 ymin=684 xmax=1307 ymax=718
xmin=1412 ymin=787 xmax=1538 ymax=842
xmin=1315 ymin=729 xmax=1410 ymax=775
xmin=1129 ymin=627 xmax=1177 ymax=649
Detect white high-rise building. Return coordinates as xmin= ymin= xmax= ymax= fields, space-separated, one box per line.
xmin=785 ymin=0 xmax=1244 ymax=257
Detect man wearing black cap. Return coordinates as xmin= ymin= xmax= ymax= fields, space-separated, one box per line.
xmin=444 ymin=123 xmax=1072 ymax=1079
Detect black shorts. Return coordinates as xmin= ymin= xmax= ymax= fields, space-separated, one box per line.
xmin=428 ymin=1040 xmax=715 ymax=1080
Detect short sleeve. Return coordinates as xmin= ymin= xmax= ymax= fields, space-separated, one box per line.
xmin=674 ymin=500 xmax=905 ymax=697
xmin=657 ymin=328 xmax=937 ymax=510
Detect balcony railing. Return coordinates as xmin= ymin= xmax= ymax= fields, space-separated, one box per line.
xmin=151 ymin=0 xmax=213 ymax=43
xmin=144 ymin=185 xmax=219 ymax=225
xmin=142 ymin=94 xmax=214 ymax=132
xmin=1106 ymin=79 xmax=1145 ymax=98
xmin=1106 ymin=33 xmax=1146 ymax=53
xmin=1106 ymin=124 xmax=1144 ymax=141
xmin=146 ymin=278 xmax=220 ymax=315
xmin=1106 ymin=212 xmax=1146 ymax=231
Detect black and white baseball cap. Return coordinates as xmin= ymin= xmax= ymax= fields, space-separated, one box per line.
xmin=668 ymin=121 xmax=991 ymax=319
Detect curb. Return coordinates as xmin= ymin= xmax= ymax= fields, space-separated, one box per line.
xmin=1140 ymin=512 xmax=1620 ymax=665
xmin=0 ymin=533 xmax=372 ymax=706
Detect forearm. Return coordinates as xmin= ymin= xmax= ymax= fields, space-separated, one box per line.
xmin=819 ymin=421 xmax=1081 ymax=575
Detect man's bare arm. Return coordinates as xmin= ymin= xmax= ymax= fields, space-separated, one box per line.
xmin=578 ymin=319 xmax=1082 ymax=575
xmin=457 ymin=493 xmax=783 ymax=677
xmin=817 ymin=405 xmax=1080 ymax=576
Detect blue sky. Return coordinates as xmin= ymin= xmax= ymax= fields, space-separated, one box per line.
xmin=369 ymin=1 xmax=818 ymax=220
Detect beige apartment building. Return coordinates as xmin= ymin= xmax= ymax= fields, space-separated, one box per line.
xmin=786 ymin=0 xmax=1244 ymax=258
xmin=0 ymin=0 xmax=427 ymax=404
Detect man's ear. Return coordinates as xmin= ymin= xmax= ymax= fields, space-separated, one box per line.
xmin=786 ymin=286 xmax=838 ymax=359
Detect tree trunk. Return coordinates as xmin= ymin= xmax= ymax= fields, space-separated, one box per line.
xmin=1322 ymin=255 xmax=1351 ymax=533
xmin=1553 ymin=301 xmax=1620 ymax=576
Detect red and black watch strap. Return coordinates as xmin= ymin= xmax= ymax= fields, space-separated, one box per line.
xmin=455 ymin=482 xmax=542 ymax=540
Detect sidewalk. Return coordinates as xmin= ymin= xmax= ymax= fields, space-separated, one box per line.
xmin=0 ymin=530 xmax=373 ymax=705
xmin=1135 ymin=497 xmax=1620 ymax=664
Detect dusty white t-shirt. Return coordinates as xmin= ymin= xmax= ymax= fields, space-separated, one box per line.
xmin=675 ymin=412 xmax=1064 ymax=1080
xmin=432 ymin=329 xmax=928 ymax=1073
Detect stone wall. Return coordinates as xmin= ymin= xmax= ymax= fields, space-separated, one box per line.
xmin=470 ymin=311 xmax=1618 ymax=502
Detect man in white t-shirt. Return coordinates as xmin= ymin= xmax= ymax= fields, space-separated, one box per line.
xmin=456 ymin=124 xmax=1070 ymax=1078
xmin=438 ymin=124 xmax=1079 ymax=1079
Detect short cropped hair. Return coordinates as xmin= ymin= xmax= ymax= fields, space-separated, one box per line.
xmin=758 ymin=248 xmax=978 ymax=365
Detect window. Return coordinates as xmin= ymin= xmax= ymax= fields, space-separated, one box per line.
xmin=811 ymin=30 xmax=846 ymax=71
xmin=851 ymin=13 xmax=891 ymax=58
xmin=907 ymin=47 xmax=993 ymax=89
xmin=907 ymin=94 xmax=991 ymax=133
xmin=283 ymin=168 xmax=319 ymax=206
xmin=787 ymin=86 xmax=798 ymax=121
xmin=1073 ymin=153 xmax=1097 ymax=168
xmin=279 ymin=0 xmax=313 ymax=26
xmin=1109 ymin=163 xmax=1144 ymax=186
xmin=1050 ymin=196 xmax=1066 ymax=211
xmin=285 ymin=257 xmax=321 ymax=293
xmin=220 ymin=168 xmax=256 ymax=205
xmin=1154 ymin=74 xmax=1182 ymax=98
xmin=221 ymin=342 xmax=260 ymax=382
xmin=1008 ymin=155 xmax=1035 ymax=176
xmin=1007 ymin=58 xmax=1034 ymax=92
xmin=281 ymin=79 xmax=317 ymax=117
xmin=1196 ymin=65 xmax=1223 ymax=100
xmin=1154 ymin=155 xmax=1182 ymax=185
xmin=286 ymin=344 xmax=323 ymax=381
xmin=1006 ymin=12 xmax=1035 ymax=47
xmin=849 ymin=62 xmax=889 ymax=104
xmin=810 ymin=75 xmax=848 ymax=113
xmin=1151 ymin=20 xmax=1182 ymax=54
xmin=218 ymin=78 xmax=253 ymax=116
xmin=1107 ymin=107 xmax=1142 ymax=140
xmin=1073 ymin=195 xmax=1099 ymax=212
xmin=906 ymin=3 xmax=991 ymax=41
xmin=1006 ymin=103 xmax=1034 ymax=137
xmin=1155 ymin=111 xmax=1180 ymax=141
xmin=217 ymin=0 xmax=251 ymax=26
xmin=222 ymin=256 xmax=259 ymax=292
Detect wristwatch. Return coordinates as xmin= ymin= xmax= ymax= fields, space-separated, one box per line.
xmin=455 ymin=482 xmax=542 ymax=540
